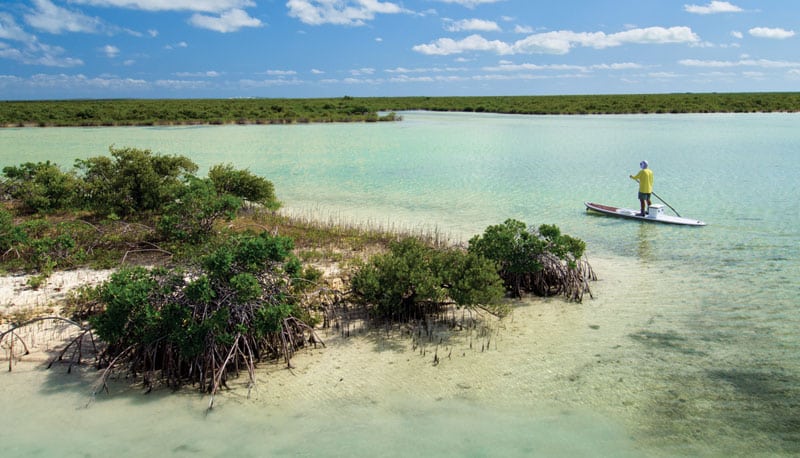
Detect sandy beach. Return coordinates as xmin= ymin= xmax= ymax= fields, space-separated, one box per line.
xmin=0 ymin=269 xmax=114 ymax=323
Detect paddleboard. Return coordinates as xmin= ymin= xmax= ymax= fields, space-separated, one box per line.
xmin=585 ymin=202 xmax=706 ymax=226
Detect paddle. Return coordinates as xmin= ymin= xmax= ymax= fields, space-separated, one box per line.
xmin=630 ymin=176 xmax=682 ymax=217
xmin=652 ymin=192 xmax=681 ymax=217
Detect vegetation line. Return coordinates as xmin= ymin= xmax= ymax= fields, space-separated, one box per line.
xmin=2 ymin=93 xmax=799 ymax=127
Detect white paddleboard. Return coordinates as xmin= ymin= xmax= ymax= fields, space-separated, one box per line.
xmin=585 ymin=202 xmax=706 ymax=226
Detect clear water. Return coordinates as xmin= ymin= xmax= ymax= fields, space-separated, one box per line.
xmin=1 ymin=112 xmax=799 ymax=456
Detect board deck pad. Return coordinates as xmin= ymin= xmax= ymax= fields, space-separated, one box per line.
xmin=585 ymin=202 xmax=706 ymax=226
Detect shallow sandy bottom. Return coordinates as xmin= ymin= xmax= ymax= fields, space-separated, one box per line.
xmin=1 ymin=256 xmax=787 ymax=457
xmin=0 ymin=257 xmax=658 ymax=457
xmin=0 ymin=296 xmax=646 ymax=458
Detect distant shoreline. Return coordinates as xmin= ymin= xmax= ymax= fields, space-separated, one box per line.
xmin=2 ymin=93 xmax=799 ymax=128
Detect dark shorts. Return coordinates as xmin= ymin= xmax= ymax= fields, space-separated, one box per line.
xmin=638 ymin=192 xmax=651 ymax=200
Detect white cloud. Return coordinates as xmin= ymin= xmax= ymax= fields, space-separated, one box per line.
xmin=189 ymin=8 xmax=262 ymax=32
xmin=311 ymin=68 xmax=325 ymax=74
xmin=648 ymin=72 xmax=679 ymax=78
xmin=287 ymin=0 xmax=406 ymax=26
xmin=155 ymin=79 xmax=210 ymax=89
xmin=482 ymin=62 xmax=586 ymax=72
xmin=595 ymin=62 xmax=645 ymax=70
xmin=31 ymin=46 xmax=85 ymax=67
xmin=434 ymin=0 xmax=506 ymax=8
xmin=0 ymin=43 xmax=24 ymax=61
xmin=0 ymin=13 xmax=31 ymax=41
xmin=385 ymin=66 xmax=466 ymax=74
xmin=69 ymin=0 xmax=255 ymax=14
xmin=350 ymin=67 xmax=376 ymax=76
xmin=0 ymin=14 xmax=84 ymax=67
xmin=730 ymin=31 xmax=743 ymax=39
xmin=511 ymin=31 xmax=588 ymax=55
xmin=748 ymin=27 xmax=795 ymax=39
xmin=265 ymin=70 xmax=297 ymax=76
xmin=24 ymin=0 xmax=104 ymax=34
xmin=27 ymin=73 xmax=147 ymax=89
xmin=514 ymin=25 xmax=533 ymax=34
xmin=239 ymin=78 xmax=303 ymax=88
xmin=165 ymin=41 xmax=189 ymax=50
xmin=388 ymin=74 xmax=435 ymax=83
xmin=482 ymin=61 xmax=643 ymax=73
xmin=607 ymin=27 xmax=700 ymax=46
xmin=413 ymin=34 xmax=512 ymax=56
xmin=101 ymin=44 xmax=120 ymax=57
xmin=444 ymin=19 xmax=500 ymax=32
xmin=414 ymin=27 xmax=699 ymax=56
xmin=684 ymin=1 xmax=743 ymax=14
xmin=175 ymin=71 xmax=221 ymax=77
xmin=679 ymin=58 xmax=800 ymax=68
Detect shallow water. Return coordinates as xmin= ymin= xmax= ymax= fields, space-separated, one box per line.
xmin=1 ymin=112 xmax=799 ymax=456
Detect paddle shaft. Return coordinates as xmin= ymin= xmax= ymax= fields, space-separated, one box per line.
xmin=652 ymin=192 xmax=681 ymax=217
xmin=630 ymin=176 xmax=682 ymax=217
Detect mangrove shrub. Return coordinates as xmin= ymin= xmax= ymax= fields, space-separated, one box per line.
xmin=2 ymin=161 xmax=82 ymax=214
xmin=468 ymin=219 xmax=593 ymax=301
xmin=89 ymin=230 xmax=318 ymax=397
xmin=157 ymin=177 xmax=242 ymax=242
xmin=208 ymin=163 xmax=280 ymax=210
xmin=76 ymin=146 xmax=198 ymax=218
xmin=351 ymin=237 xmax=504 ymax=321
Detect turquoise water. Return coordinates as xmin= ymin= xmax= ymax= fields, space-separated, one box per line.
xmin=1 ymin=112 xmax=799 ymax=456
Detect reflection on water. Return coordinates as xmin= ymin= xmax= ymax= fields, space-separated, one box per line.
xmin=635 ymin=222 xmax=655 ymax=262
xmin=1 ymin=112 xmax=799 ymax=456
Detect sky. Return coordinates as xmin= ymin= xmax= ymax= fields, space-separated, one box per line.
xmin=0 ymin=0 xmax=797 ymax=100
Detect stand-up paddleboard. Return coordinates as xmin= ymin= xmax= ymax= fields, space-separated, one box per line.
xmin=585 ymin=202 xmax=706 ymax=226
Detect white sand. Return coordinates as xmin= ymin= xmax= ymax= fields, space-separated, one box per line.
xmin=1 ymin=269 xmax=115 ymax=365
xmin=0 ymin=269 xmax=114 ymax=323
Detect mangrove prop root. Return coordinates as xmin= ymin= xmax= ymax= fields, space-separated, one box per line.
xmin=1 ymin=316 xmax=91 ymax=370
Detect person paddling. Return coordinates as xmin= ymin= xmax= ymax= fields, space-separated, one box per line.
xmin=630 ymin=160 xmax=653 ymax=216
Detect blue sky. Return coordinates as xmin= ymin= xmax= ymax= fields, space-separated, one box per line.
xmin=0 ymin=0 xmax=797 ymax=99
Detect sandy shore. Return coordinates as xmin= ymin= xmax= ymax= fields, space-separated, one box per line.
xmin=0 ymin=269 xmax=114 ymax=325
xmin=1 ymin=269 xmax=115 ymax=364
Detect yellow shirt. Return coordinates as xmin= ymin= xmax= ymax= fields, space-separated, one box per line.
xmin=632 ymin=169 xmax=654 ymax=193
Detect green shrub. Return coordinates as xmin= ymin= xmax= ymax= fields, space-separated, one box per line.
xmin=2 ymin=161 xmax=82 ymax=213
xmin=157 ymin=177 xmax=241 ymax=242
xmin=76 ymin=146 xmax=198 ymax=217
xmin=468 ymin=219 xmax=545 ymax=296
xmin=351 ymin=237 xmax=504 ymax=321
xmin=90 ymin=267 xmax=158 ymax=348
xmin=230 ymin=273 xmax=262 ymax=302
xmin=468 ymin=219 xmax=590 ymax=299
xmin=0 ymin=208 xmax=27 ymax=255
xmin=208 ymin=163 xmax=280 ymax=211
xmin=86 ymin=231 xmax=312 ymax=394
